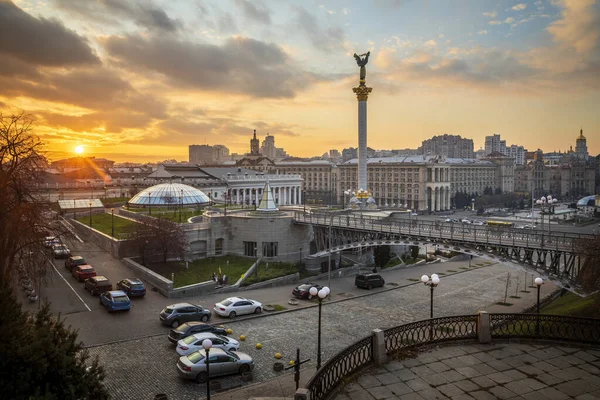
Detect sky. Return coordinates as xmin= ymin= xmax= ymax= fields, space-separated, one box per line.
xmin=1 ymin=0 xmax=599 ymax=162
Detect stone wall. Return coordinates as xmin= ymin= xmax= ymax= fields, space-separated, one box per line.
xmin=239 ymin=272 xmax=300 ymax=291
xmin=121 ymin=257 xmax=173 ymax=297
xmin=70 ymin=219 xmax=138 ymax=259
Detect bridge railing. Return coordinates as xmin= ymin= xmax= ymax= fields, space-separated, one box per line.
xmin=293 ymin=211 xmax=592 ymax=252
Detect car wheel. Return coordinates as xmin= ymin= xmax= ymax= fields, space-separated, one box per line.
xmin=201 ymin=315 xmax=209 ymax=322
xmin=195 ymin=372 xmax=208 ymax=383
xmin=307 ymin=294 xmax=313 ymax=300
xmin=254 ymin=307 xmax=262 ymax=314
xmin=367 ymin=284 xmax=372 ymax=290
xmin=91 ymin=289 xmax=96 ymax=296
xmin=229 ymin=311 xmax=236 ymax=318
xmin=171 ymin=320 xmax=180 ymax=328
xmin=99 ymin=298 xmax=103 ymax=305
xmin=239 ymin=364 xmax=250 ymax=374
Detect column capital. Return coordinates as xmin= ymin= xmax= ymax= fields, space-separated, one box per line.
xmin=353 ymin=85 xmax=372 ymax=101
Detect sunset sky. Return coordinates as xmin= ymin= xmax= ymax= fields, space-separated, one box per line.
xmin=1 ymin=0 xmax=599 ymax=162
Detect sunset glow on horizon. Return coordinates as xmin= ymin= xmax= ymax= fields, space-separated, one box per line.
xmin=1 ymin=0 xmax=598 ymax=163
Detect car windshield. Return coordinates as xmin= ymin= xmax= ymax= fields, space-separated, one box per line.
xmin=75 ymin=259 xmax=85 ymax=265
xmin=224 ymin=350 xmax=240 ymax=360
xmin=298 ymin=284 xmax=311 ymax=290
xmin=221 ymin=300 xmax=233 ymax=306
xmin=163 ymin=308 xmax=173 ymax=314
xmin=182 ymin=336 xmax=198 ymax=345
xmin=188 ymin=352 xmax=205 ymax=364
xmin=56 ymin=245 xmax=67 ymax=250
xmin=175 ymin=324 xmax=190 ymax=332
xmin=113 ymin=296 xmax=128 ymax=303
xmin=131 ymin=284 xmax=144 ymax=289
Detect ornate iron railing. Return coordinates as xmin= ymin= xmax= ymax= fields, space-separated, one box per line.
xmin=384 ymin=315 xmax=478 ymax=353
xmin=306 ymin=335 xmax=373 ymax=400
xmin=490 ymin=313 xmax=600 ymax=342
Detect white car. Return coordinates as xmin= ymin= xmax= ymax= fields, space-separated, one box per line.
xmin=176 ymin=333 xmax=240 ymax=356
xmin=214 ymin=297 xmax=262 ymax=318
xmin=461 ymin=219 xmax=472 ymax=224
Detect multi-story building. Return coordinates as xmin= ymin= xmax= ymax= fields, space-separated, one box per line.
xmin=575 ymin=129 xmax=588 ymax=161
xmin=50 ymin=157 xmax=114 ymax=173
xmin=484 ymin=134 xmax=506 ymax=156
xmin=507 ymin=144 xmax=526 ymax=165
xmin=261 ymin=135 xmax=276 ymax=160
xmin=420 ymin=134 xmax=474 ymax=159
xmin=188 ymin=144 xmax=230 ymax=165
xmin=514 ymin=151 xmax=595 ymax=199
xmin=338 ymin=156 xmax=503 ymax=211
xmin=275 ymin=160 xmax=337 ymax=204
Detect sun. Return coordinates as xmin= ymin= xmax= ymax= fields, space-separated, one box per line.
xmin=74 ymin=145 xmax=84 ymax=154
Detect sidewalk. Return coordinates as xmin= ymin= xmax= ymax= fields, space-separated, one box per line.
xmin=214 ymin=277 xmax=560 ymax=400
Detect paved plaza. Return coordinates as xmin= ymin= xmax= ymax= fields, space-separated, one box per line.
xmin=84 ymin=263 xmax=556 ymax=400
xmin=335 ymin=342 xmax=600 ymax=400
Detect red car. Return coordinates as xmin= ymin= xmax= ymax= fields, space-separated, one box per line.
xmin=72 ymin=265 xmax=96 ymax=282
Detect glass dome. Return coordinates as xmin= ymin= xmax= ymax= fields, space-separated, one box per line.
xmin=129 ymin=183 xmax=210 ymax=206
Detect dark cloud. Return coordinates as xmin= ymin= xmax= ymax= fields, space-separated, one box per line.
xmin=0 ymin=55 xmax=40 ymax=78
xmin=54 ymin=0 xmax=179 ymax=32
xmin=103 ymin=35 xmax=311 ymax=98
xmin=292 ymin=6 xmax=344 ymax=53
xmin=235 ymin=0 xmax=271 ymax=24
xmin=0 ymin=1 xmax=99 ymax=66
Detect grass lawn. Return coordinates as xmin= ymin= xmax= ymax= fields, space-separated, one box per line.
xmin=148 ymin=256 xmax=255 ymax=288
xmin=541 ymin=291 xmax=600 ymax=317
xmin=242 ymin=262 xmax=298 ymax=286
xmin=125 ymin=207 xmax=203 ymax=223
xmin=103 ymin=197 xmax=129 ymax=205
xmin=76 ymin=213 xmax=137 ymax=238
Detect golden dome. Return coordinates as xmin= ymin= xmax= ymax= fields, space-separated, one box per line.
xmin=577 ymin=128 xmax=586 ymax=140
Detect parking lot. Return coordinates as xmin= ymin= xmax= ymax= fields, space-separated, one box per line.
xmin=22 ymin=228 xmax=559 ymax=399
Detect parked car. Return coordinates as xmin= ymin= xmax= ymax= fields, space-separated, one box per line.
xmin=292 ymin=283 xmax=323 ymax=300
xmin=168 ymin=322 xmax=228 ymax=344
xmin=355 ymin=273 xmax=385 ymax=290
xmin=65 ymin=256 xmax=86 ymax=271
xmin=461 ymin=219 xmax=472 ymax=224
xmin=116 ymin=278 xmax=146 ymax=297
xmin=84 ymin=276 xmax=113 ymax=295
xmin=176 ymin=348 xmax=254 ymax=383
xmin=213 ymin=297 xmax=262 ymax=318
xmin=72 ymin=265 xmax=96 ymax=282
xmin=160 ymin=303 xmax=212 ymax=328
xmin=43 ymin=236 xmax=60 ymax=248
xmin=99 ymin=290 xmax=131 ymax=312
xmin=52 ymin=244 xmax=71 ymax=259
xmin=176 ymin=333 xmax=240 ymax=356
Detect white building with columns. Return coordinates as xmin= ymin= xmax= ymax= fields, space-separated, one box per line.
xmin=142 ymin=164 xmax=303 ymax=207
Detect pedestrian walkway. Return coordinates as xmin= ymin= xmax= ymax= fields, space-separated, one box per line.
xmin=335 ymin=341 xmax=600 ymax=400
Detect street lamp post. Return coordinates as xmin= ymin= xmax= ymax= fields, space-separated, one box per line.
xmin=299 ymin=247 xmax=303 ymax=266
xmin=88 ymin=202 xmax=92 ymax=227
xmin=535 ymin=277 xmax=544 ymax=335
xmin=303 ymin=190 xmax=306 ymax=213
xmin=202 ymin=339 xmax=213 ymax=400
xmin=73 ymin=198 xmax=77 ymax=219
xmin=343 ymin=189 xmax=350 ymax=209
xmin=178 ymin=195 xmax=182 ymax=222
xmin=421 ymin=274 xmax=441 ymax=319
xmin=310 ymin=286 xmax=330 ymax=370
xmin=111 ymin=208 xmax=115 ymax=237
xmin=148 ymin=192 xmax=152 ymax=215
xmin=328 ymin=215 xmax=333 ymax=289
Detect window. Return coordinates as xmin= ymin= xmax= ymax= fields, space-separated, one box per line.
xmin=244 ymin=241 xmax=257 ymax=257
xmin=262 ymin=242 xmax=278 ymax=257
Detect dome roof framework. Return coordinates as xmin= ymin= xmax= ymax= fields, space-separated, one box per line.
xmin=129 ymin=183 xmax=210 ymax=206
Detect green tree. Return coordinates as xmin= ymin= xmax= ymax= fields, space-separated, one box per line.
xmin=410 ymin=245 xmax=420 ymax=259
xmin=0 ymin=282 xmax=110 ymax=399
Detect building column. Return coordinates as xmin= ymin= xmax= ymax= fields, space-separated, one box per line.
xmin=283 ymin=186 xmax=287 ymax=205
xmin=435 ymin=188 xmax=439 ymax=211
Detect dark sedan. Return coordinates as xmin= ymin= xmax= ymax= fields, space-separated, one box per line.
xmin=167 ymin=321 xmax=228 ymax=344
xmin=159 ymin=303 xmax=212 ymax=328
xmin=116 ymin=278 xmax=146 ymax=297
xmin=292 ymin=283 xmax=323 ymax=300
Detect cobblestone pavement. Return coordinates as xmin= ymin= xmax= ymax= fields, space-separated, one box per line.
xmin=335 ymin=342 xmax=600 ymax=400
xmin=86 ymin=263 xmax=549 ymax=399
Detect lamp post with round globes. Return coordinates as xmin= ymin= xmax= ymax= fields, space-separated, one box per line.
xmin=111 ymin=208 xmax=115 ymax=237
xmin=203 ymin=338 xmax=213 ymax=400
xmin=148 ymin=192 xmax=152 ymax=215
xmin=88 ymin=201 xmax=92 ymax=227
xmin=421 ymin=274 xmax=441 ymax=319
xmin=310 ymin=285 xmax=330 ymax=370
xmin=343 ymin=189 xmax=351 ymax=208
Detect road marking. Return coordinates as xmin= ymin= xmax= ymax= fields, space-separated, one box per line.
xmin=48 ymin=259 xmax=91 ymax=312
xmin=59 ymin=217 xmax=84 ymax=243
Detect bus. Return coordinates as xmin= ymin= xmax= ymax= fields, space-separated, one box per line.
xmin=486 ymin=220 xmax=514 ymax=227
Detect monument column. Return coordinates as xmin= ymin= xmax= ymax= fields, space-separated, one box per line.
xmin=352 ymin=51 xmax=372 ymax=195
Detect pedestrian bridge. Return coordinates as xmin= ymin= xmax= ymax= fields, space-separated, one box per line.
xmin=293 ymin=211 xmax=594 ymax=291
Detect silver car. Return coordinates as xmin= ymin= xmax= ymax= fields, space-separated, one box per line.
xmin=176 ymin=348 xmax=254 ymax=383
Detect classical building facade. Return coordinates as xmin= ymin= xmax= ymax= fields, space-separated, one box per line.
xmin=275 ymin=160 xmax=337 ymax=204
xmin=420 ymin=134 xmax=474 ymax=159
xmin=338 ymin=156 xmax=510 ymax=211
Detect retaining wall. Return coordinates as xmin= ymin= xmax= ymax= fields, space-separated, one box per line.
xmin=70 ymin=219 xmax=138 ymax=259
xmin=239 ymin=272 xmax=300 ymax=291
xmin=121 ymin=257 xmax=172 ymax=297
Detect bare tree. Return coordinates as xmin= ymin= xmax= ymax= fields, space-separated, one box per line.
xmin=126 ymin=215 xmax=187 ymax=265
xmin=0 ymin=112 xmax=56 ymax=290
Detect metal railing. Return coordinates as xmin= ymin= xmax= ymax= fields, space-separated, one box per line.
xmin=293 ymin=211 xmax=593 ymax=252
xmin=384 ymin=315 xmax=478 ymax=353
xmin=304 ymin=313 xmax=600 ymax=400
xmin=490 ymin=313 xmax=600 ymax=342
xmin=306 ymin=336 xmax=373 ymax=400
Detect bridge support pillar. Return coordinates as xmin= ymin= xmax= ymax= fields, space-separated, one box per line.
xmin=372 ymin=328 xmax=388 ymax=366
xmin=477 ymin=311 xmax=491 ymax=343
